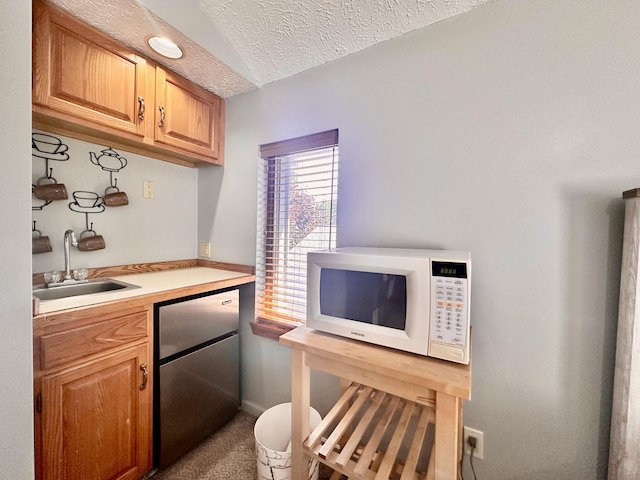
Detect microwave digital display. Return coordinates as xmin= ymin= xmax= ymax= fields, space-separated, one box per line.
xmin=319 ymin=268 xmax=407 ymax=330
xmin=432 ymin=261 xmax=468 ymax=278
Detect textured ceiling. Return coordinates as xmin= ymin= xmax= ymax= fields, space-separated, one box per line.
xmin=47 ymin=0 xmax=494 ymax=98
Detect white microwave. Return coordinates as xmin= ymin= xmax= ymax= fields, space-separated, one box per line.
xmin=307 ymin=247 xmax=471 ymax=364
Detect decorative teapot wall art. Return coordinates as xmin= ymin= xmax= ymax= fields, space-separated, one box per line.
xmin=90 ymin=147 xmax=127 ymax=172
xmin=89 ymin=146 xmax=129 ymax=207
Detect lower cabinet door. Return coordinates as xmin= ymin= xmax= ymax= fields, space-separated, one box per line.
xmin=40 ymin=344 xmax=151 ymax=480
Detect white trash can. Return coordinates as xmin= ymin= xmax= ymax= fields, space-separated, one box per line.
xmin=254 ymin=402 xmax=322 ymax=480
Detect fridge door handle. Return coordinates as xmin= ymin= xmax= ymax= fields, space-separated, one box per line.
xmin=140 ymin=362 xmax=148 ymax=390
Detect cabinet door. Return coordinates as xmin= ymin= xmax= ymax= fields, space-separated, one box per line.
xmin=33 ymin=2 xmax=147 ymax=137
xmin=40 ymin=344 xmax=151 ymax=480
xmin=155 ymin=66 xmax=224 ymax=162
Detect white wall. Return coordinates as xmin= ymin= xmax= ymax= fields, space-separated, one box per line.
xmin=205 ymin=0 xmax=640 ymax=478
xmin=0 ymin=1 xmax=35 ymax=478
xmin=32 ymin=132 xmax=198 ymax=274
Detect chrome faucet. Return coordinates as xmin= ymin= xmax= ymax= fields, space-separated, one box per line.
xmin=63 ymin=229 xmax=78 ymax=281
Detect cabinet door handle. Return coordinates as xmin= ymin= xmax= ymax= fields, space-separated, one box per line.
xmin=158 ymin=105 xmax=165 ymax=128
xmin=139 ymin=362 xmax=148 ymax=390
xmin=138 ymin=96 xmax=145 ymax=121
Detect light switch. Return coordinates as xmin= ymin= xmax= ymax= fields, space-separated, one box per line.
xmin=143 ymin=180 xmax=155 ymax=199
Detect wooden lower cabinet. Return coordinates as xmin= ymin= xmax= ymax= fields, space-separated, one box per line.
xmin=34 ymin=306 xmax=152 ymax=480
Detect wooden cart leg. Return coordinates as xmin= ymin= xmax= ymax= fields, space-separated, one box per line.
xmin=434 ymin=392 xmax=461 ymax=480
xmin=291 ymin=348 xmax=311 ymax=480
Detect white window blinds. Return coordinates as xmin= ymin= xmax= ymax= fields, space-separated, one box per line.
xmin=256 ymin=130 xmax=339 ymax=324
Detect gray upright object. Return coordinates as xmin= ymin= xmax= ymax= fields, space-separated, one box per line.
xmin=609 ymin=190 xmax=640 ymax=480
xmin=156 ymin=289 xmax=240 ymax=469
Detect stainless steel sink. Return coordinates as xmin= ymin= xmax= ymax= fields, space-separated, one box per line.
xmin=33 ymin=278 xmax=140 ymax=301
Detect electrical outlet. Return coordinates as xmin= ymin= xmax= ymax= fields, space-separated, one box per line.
xmin=199 ymin=242 xmax=211 ymax=258
xmin=463 ymin=427 xmax=484 ymax=459
xmin=143 ymin=180 xmax=155 ymax=199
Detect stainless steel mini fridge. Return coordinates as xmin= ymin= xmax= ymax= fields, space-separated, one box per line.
xmin=154 ymin=288 xmax=240 ymax=469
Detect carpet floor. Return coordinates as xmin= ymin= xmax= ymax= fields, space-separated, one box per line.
xmin=150 ymin=410 xmax=335 ymax=480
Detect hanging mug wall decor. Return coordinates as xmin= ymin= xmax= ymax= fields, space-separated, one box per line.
xmin=69 ymin=191 xmax=107 ymax=252
xmin=89 ymin=146 xmax=130 ymax=208
xmin=103 ymin=185 xmax=129 ymax=207
xmin=31 ymin=132 xmax=70 ymax=210
xmin=32 ymin=222 xmax=52 ymax=255
xmin=33 ymin=175 xmax=68 ymax=201
xmin=77 ymin=229 xmax=106 ymax=251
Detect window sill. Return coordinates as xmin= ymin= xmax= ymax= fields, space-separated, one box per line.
xmin=250 ymin=317 xmax=301 ymax=341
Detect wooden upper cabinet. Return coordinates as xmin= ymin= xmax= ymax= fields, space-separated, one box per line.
xmin=32 ymin=0 xmax=225 ymax=167
xmin=155 ymin=67 xmax=224 ymax=160
xmin=33 ymin=1 xmax=147 ymax=137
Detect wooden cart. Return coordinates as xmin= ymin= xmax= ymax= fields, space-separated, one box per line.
xmin=280 ymin=327 xmax=472 ymax=480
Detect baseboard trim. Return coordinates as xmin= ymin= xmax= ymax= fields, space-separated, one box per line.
xmin=240 ymin=399 xmax=265 ymax=417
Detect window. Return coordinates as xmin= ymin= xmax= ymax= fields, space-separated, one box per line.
xmin=253 ymin=130 xmax=339 ymax=339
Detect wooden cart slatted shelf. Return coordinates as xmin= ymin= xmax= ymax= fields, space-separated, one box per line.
xmin=305 ymin=382 xmax=438 ymax=480
xmin=280 ymin=326 xmax=471 ymax=480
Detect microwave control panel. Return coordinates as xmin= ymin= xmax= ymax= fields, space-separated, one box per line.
xmin=429 ymin=260 xmax=470 ymax=363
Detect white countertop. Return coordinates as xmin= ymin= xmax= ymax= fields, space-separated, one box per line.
xmin=35 ymin=267 xmax=251 ymax=314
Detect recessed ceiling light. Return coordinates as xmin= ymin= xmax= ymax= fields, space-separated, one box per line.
xmin=147 ymin=36 xmax=183 ymax=59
